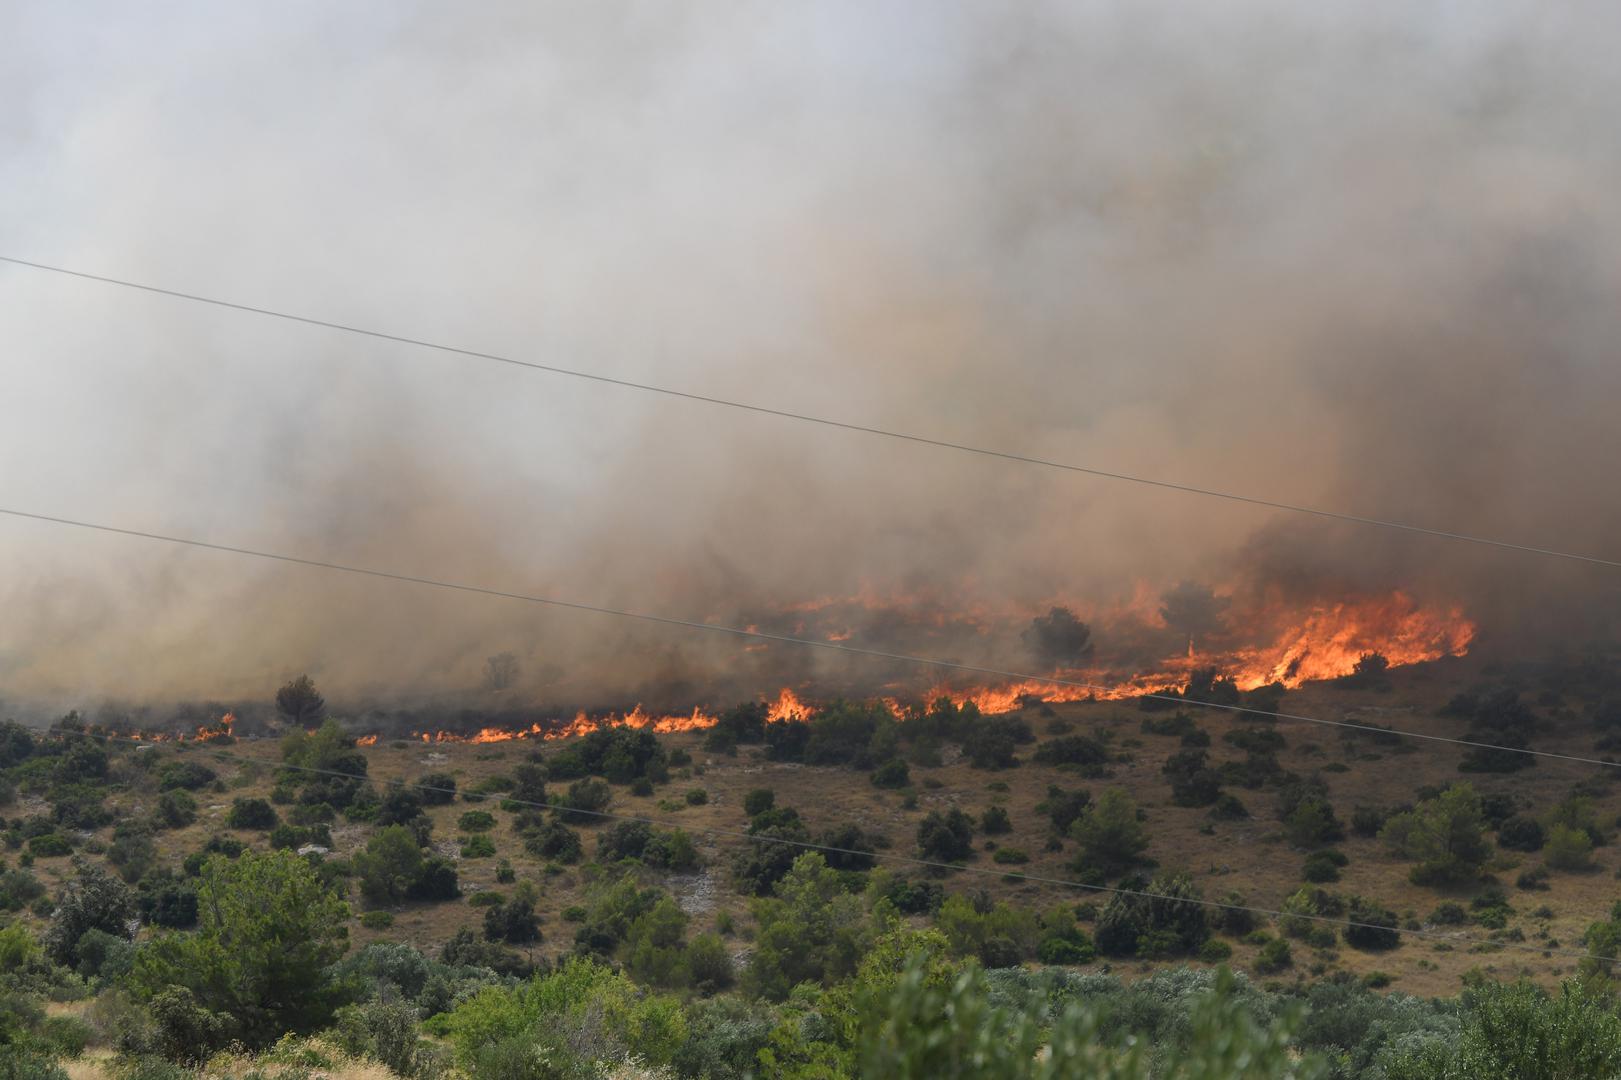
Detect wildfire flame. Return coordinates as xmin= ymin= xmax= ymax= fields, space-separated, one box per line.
xmin=766 ymin=687 xmax=811 ymax=723
xmin=345 ymin=588 xmax=1474 ymax=747
xmin=401 ymin=704 xmax=721 ymax=745
xmin=131 ymin=711 xmax=237 ymax=744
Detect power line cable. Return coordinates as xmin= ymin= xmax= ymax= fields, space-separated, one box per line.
xmin=0 ymin=502 xmax=1611 ymax=773
xmin=2 ymin=253 xmax=1615 ymax=570
xmin=49 ymin=725 xmax=1608 ymax=966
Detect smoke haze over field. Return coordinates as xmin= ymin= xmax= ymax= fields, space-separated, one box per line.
xmin=1 ymin=2 xmax=1618 ymax=711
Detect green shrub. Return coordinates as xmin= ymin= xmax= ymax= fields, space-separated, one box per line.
xmin=1544 ymin=824 xmax=1595 ymax=872
xmin=27 ymin=834 xmax=72 ymax=858
xmin=457 ymin=810 xmax=496 ymax=833
xmin=871 ymin=760 xmax=911 ymax=789
xmin=981 ymin=806 xmax=1012 ymax=835
xmin=1303 ymin=850 xmax=1346 ymax=883
xmin=1255 ymin=936 xmax=1293 ymax=972
xmin=459 ymin=833 xmax=497 ymax=859
xmin=226 ymin=797 xmax=278 ymax=830
xmin=359 ymin=910 xmax=395 ymax=930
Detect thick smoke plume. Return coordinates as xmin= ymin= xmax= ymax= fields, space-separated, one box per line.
xmin=1 ymin=3 xmax=1617 ymax=720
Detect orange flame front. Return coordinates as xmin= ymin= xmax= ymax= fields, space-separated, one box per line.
xmin=343 ymin=588 xmax=1474 ymax=746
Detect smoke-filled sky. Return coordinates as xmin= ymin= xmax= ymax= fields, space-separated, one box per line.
xmin=2 ymin=2 xmax=1618 ymax=709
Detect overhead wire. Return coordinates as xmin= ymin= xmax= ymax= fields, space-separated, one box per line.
xmin=0 ymin=502 xmax=1611 ymax=773
xmin=2 ymin=253 xmax=1616 ymax=569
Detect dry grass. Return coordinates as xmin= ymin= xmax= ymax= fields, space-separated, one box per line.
xmin=27 ymin=652 xmax=1619 ymax=1001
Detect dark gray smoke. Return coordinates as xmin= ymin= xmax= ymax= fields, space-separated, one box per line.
xmin=1 ymin=2 xmax=1617 ymax=713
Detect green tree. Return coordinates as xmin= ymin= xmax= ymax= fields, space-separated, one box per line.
xmin=353 ymin=825 xmax=424 ymax=905
xmin=132 ymin=849 xmax=352 ymax=1050
xmin=43 ymin=859 xmax=135 ymax=968
xmin=1071 ymin=787 xmax=1149 ymax=876
xmin=1384 ymin=980 xmax=1621 ymax=1080
xmin=1380 ymin=783 xmax=1492 ymax=886
xmin=745 ymin=853 xmax=881 ymax=1000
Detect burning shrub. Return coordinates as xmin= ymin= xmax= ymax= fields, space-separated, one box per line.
xmin=1184 ymin=668 xmax=1242 ymax=708
xmin=1335 ymin=652 xmax=1392 ymax=689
